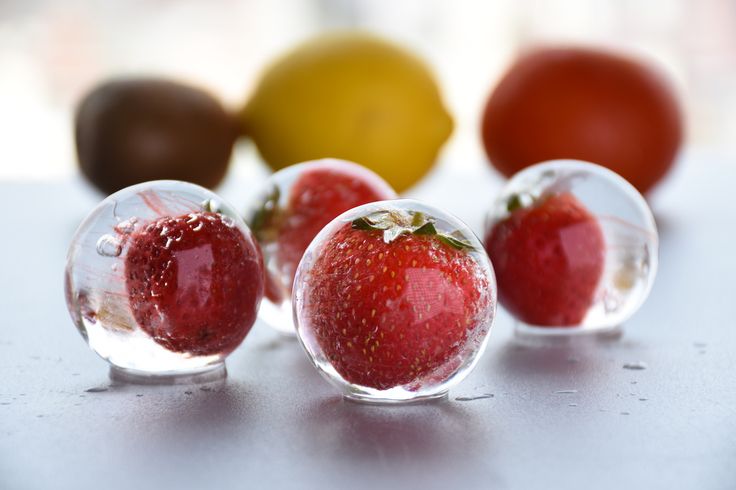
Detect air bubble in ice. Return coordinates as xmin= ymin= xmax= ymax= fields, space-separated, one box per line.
xmin=96 ymin=235 xmax=122 ymax=257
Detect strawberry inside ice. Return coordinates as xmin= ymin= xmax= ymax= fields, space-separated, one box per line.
xmin=302 ymin=224 xmax=492 ymax=391
xmin=273 ymin=167 xmax=395 ymax=300
xmin=125 ymin=211 xmax=263 ymax=355
xmin=485 ymin=192 xmax=605 ymax=326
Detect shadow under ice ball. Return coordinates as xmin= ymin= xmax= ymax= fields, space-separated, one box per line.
xmin=484 ymin=160 xmax=658 ymax=334
xmin=64 ymin=181 xmax=264 ymax=379
xmin=293 ymin=199 xmax=496 ymax=403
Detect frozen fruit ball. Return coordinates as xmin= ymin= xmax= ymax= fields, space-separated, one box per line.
xmin=484 ymin=160 xmax=658 ymax=335
xmin=64 ymin=180 xmax=264 ymax=380
xmin=293 ymin=199 xmax=496 ymax=404
xmin=246 ymin=159 xmax=397 ymax=334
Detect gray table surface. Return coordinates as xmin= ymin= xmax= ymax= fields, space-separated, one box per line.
xmin=1 ymin=152 xmax=735 ymax=490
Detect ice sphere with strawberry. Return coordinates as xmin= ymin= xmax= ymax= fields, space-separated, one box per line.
xmin=484 ymin=160 xmax=658 ymax=335
xmin=293 ymin=199 xmax=496 ymax=403
xmin=65 ymin=181 xmax=264 ymax=382
xmin=246 ymin=159 xmax=397 ymax=334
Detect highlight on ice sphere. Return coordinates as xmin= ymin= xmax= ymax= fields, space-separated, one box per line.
xmin=484 ymin=160 xmax=658 ymax=335
xmin=64 ymin=180 xmax=264 ymax=382
xmin=293 ymin=199 xmax=496 ymax=404
xmin=75 ymin=78 xmax=237 ymax=195
xmin=481 ymin=46 xmax=683 ymax=194
xmin=246 ymin=159 xmax=397 ymax=334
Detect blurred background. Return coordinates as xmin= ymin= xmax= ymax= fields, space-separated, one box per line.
xmin=1 ymin=0 xmax=734 ymax=184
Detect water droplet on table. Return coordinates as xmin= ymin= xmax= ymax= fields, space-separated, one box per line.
xmin=85 ymin=387 xmax=108 ymax=393
xmin=623 ymin=361 xmax=647 ymax=370
xmin=456 ymin=393 xmax=494 ymax=402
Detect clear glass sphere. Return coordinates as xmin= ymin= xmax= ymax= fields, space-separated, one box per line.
xmin=64 ymin=180 xmax=264 ymax=381
xmin=293 ymin=199 xmax=496 ymax=404
xmin=246 ymin=159 xmax=397 ymax=334
xmin=483 ymin=160 xmax=658 ymax=335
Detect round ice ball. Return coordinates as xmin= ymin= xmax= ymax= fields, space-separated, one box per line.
xmin=245 ymin=159 xmax=396 ymax=334
xmin=64 ymin=180 xmax=264 ymax=381
xmin=293 ymin=199 xmax=496 ymax=404
xmin=483 ymin=160 xmax=658 ymax=335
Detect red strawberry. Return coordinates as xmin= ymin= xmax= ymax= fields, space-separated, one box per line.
xmin=300 ymin=211 xmax=493 ymax=391
xmin=484 ymin=191 xmax=605 ymax=326
xmin=251 ymin=161 xmax=396 ymax=304
xmin=125 ymin=211 xmax=263 ymax=355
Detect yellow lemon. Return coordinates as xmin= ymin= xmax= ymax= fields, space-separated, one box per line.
xmin=240 ymin=32 xmax=453 ymax=192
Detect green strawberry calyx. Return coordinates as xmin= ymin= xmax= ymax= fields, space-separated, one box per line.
xmin=504 ymin=169 xmax=583 ymax=214
xmin=506 ymin=194 xmax=526 ymax=212
xmin=248 ymin=186 xmax=283 ymax=243
xmin=200 ymin=198 xmax=240 ymax=226
xmin=351 ymin=210 xmax=473 ymax=251
xmin=504 ymin=191 xmax=554 ymax=215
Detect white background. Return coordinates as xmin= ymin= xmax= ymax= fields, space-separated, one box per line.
xmin=0 ymin=0 xmax=734 ymax=182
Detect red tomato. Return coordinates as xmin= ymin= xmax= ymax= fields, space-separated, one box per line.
xmin=481 ymin=47 xmax=683 ymax=194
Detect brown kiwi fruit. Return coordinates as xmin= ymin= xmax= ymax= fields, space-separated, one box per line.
xmin=75 ymin=78 xmax=237 ymax=195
